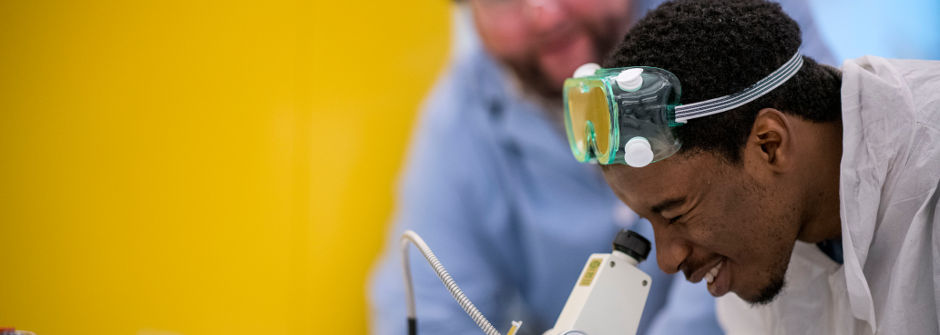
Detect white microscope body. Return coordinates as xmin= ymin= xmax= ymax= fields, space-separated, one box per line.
xmin=546 ymin=230 xmax=652 ymax=335
xmin=401 ymin=229 xmax=652 ymax=335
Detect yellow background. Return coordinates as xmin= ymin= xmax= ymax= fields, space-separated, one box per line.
xmin=0 ymin=0 xmax=450 ymax=334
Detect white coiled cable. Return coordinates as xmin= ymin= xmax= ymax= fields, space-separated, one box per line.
xmin=400 ymin=230 xmax=506 ymax=335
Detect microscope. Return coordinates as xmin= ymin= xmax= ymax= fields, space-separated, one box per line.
xmin=401 ymin=229 xmax=652 ymax=335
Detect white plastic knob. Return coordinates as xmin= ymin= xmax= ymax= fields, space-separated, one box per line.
xmin=573 ymin=63 xmax=601 ymax=78
xmin=624 ymin=137 xmax=654 ymax=168
xmin=616 ymin=68 xmax=644 ymax=92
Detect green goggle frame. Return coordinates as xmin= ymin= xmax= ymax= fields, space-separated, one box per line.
xmin=563 ymin=51 xmax=803 ymax=167
xmin=563 ymin=66 xmax=682 ymax=167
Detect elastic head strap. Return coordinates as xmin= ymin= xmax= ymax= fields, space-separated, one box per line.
xmin=674 ymin=51 xmax=804 ymax=123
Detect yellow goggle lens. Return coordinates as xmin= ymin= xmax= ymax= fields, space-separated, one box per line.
xmin=566 ymin=84 xmax=612 ymax=161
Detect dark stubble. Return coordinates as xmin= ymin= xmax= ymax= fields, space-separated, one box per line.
xmin=502 ymin=14 xmax=629 ymax=101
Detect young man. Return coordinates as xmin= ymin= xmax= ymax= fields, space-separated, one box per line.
xmin=579 ymin=0 xmax=940 ymax=333
xmin=369 ymin=0 xmax=835 ymax=334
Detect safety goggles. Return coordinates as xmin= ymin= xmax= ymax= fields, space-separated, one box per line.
xmin=563 ymin=51 xmax=803 ymax=167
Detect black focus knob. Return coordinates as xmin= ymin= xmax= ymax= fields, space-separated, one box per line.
xmin=612 ymin=230 xmax=651 ymax=262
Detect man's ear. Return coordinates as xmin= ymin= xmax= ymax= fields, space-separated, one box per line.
xmin=746 ymin=108 xmax=793 ymax=173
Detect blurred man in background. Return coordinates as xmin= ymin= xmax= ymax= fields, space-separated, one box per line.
xmin=369 ymin=0 xmax=833 ymax=334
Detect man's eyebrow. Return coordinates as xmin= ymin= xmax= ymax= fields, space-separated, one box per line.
xmin=651 ymin=197 xmax=686 ymax=215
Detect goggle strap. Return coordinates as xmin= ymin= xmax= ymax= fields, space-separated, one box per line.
xmin=674 ymin=51 xmax=804 ymax=123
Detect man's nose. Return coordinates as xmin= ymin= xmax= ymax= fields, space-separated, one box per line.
xmin=654 ymin=228 xmax=691 ymax=275
xmin=523 ymin=0 xmax=565 ymax=32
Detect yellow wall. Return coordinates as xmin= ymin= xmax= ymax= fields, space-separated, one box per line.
xmin=0 ymin=1 xmax=450 ymax=334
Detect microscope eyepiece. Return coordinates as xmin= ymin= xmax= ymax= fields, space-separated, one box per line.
xmin=613 ymin=230 xmax=651 ymax=262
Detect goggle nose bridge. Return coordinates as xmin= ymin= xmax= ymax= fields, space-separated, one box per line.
xmin=581 ymin=119 xmax=599 ymax=159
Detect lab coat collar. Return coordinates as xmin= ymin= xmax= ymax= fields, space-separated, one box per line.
xmin=838 ymin=55 xmax=916 ymax=333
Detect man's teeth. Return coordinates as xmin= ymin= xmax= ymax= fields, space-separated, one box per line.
xmin=705 ymin=260 xmax=723 ymax=284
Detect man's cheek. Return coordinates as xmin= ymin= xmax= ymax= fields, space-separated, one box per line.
xmin=477 ymin=21 xmax=531 ymax=56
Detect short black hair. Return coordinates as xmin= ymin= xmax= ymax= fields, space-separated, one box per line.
xmin=604 ymin=0 xmax=842 ymax=163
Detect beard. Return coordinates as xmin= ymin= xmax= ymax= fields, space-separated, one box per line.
xmin=750 ymin=271 xmax=786 ymax=305
xmin=741 ymin=175 xmax=800 ymax=305
xmin=740 ymin=231 xmax=793 ymax=305
xmin=501 ymin=15 xmax=628 ymax=101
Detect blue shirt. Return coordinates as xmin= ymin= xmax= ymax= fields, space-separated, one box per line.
xmin=368 ymin=48 xmax=721 ymax=335
xmin=369 ymin=2 xmax=835 ymax=334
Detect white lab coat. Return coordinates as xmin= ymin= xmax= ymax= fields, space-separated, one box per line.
xmin=716 ymin=56 xmax=940 ymax=334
